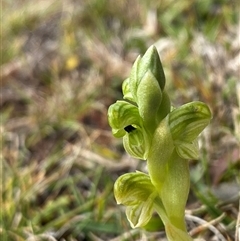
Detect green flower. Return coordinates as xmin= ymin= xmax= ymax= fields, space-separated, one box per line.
xmin=108 ymin=45 xmax=212 ymax=241
xmin=169 ymin=101 xmax=212 ymax=159
xmin=129 ymin=46 xmax=166 ymax=101
xmin=108 ymin=46 xmax=171 ymax=159
xmin=108 ymin=100 xmax=151 ymax=159
xmin=114 ymin=172 xmax=157 ymax=228
xmin=108 ymin=100 xmax=141 ymax=138
xmin=128 ymin=46 xmax=169 ymax=128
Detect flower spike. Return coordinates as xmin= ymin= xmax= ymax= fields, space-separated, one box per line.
xmin=108 ymin=45 xmax=212 ymax=241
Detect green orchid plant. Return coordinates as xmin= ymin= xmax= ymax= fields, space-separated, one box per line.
xmin=108 ymin=45 xmax=212 ymax=241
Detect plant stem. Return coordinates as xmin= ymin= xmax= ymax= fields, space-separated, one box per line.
xmin=154 ymin=197 xmax=193 ymax=241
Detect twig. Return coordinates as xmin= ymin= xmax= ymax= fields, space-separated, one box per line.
xmin=186 ymin=213 xmax=227 ymax=241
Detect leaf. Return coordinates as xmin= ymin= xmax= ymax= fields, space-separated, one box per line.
xmin=138 ymin=45 xmax=166 ymax=91
xmin=137 ymin=70 xmax=162 ymax=128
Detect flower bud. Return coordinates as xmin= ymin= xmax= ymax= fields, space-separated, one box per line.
xmin=139 ymin=45 xmax=166 ymax=91
xmin=129 ymin=46 xmax=166 ymax=102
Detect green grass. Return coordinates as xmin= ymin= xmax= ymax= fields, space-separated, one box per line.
xmin=1 ymin=0 xmax=239 ymax=240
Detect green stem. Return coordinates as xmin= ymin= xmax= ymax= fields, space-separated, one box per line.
xmin=154 ymin=197 xmax=193 ymax=241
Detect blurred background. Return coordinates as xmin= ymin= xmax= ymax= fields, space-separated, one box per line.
xmin=1 ymin=0 xmax=240 ymax=240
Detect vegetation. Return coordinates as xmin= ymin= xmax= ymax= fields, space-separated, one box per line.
xmin=1 ymin=0 xmax=239 ymax=240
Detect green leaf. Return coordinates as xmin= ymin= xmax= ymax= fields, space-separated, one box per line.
xmin=137 ymin=70 xmax=162 ymax=128
xmin=165 ymin=222 xmax=193 ymax=241
xmin=160 ymin=151 xmax=190 ymax=232
xmin=139 ymin=45 xmax=166 ymax=91
xmin=147 ymin=117 xmax=175 ymax=190
xmin=156 ymin=91 xmax=171 ymax=123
